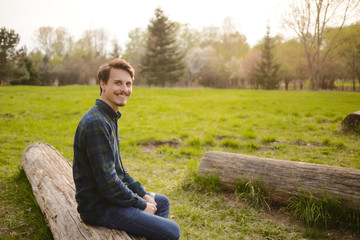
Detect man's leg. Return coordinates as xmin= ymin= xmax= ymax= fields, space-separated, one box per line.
xmin=96 ymin=201 xmax=180 ymax=240
xmin=150 ymin=192 xmax=169 ymax=218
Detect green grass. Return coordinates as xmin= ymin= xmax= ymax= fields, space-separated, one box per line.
xmin=287 ymin=190 xmax=360 ymax=232
xmin=334 ymin=80 xmax=360 ymax=87
xmin=235 ymin=179 xmax=271 ymax=211
xmin=1 ymin=86 xmax=360 ymax=239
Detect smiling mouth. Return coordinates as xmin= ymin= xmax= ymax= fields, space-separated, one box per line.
xmin=115 ymin=93 xmax=128 ymax=97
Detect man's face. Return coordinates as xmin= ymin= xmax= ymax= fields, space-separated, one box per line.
xmin=100 ymin=68 xmax=133 ymax=111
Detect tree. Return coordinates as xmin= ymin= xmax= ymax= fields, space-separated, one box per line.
xmin=141 ymin=8 xmax=184 ymax=87
xmin=33 ymin=26 xmax=74 ymax=85
xmin=242 ymin=50 xmax=261 ymax=88
xmin=329 ymin=23 xmax=360 ymax=91
xmin=34 ymin=26 xmax=55 ymax=58
xmin=110 ymin=39 xmax=122 ymax=59
xmin=284 ymin=0 xmax=360 ymax=89
xmin=0 ymin=27 xmax=20 ymax=85
xmin=176 ymin=24 xmax=202 ymax=53
xmin=275 ymin=38 xmax=308 ymax=90
xmin=185 ymin=18 xmax=250 ymax=89
xmin=52 ymin=27 xmax=70 ymax=57
xmin=213 ymin=30 xmax=249 ymax=88
xmin=77 ymin=28 xmax=108 ymax=58
xmin=57 ymin=28 xmax=108 ymax=85
xmin=217 ymin=17 xmax=250 ymax=60
xmin=224 ymin=56 xmax=246 ymax=88
xmin=252 ymin=26 xmax=280 ymax=90
xmin=0 ymin=28 xmax=42 ymax=85
xmin=185 ymin=46 xmax=220 ymax=87
xmin=199 ymin=26 xmax=222 ymax=47
xmin=123 ymin=27 xmax=147 ymax=85
xmin=10 ymin=48 xmax=42 ymax=85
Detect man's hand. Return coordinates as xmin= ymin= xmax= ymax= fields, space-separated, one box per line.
xmin=143 ymin=194 xmax=157 ymax=206
xmin=144 ymin=202 xmax=157 ymax=214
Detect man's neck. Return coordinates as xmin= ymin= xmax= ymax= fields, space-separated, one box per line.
xmin=100 ymin=97 xmax=119 ymax=112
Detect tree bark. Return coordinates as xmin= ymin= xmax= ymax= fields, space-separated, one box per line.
xmin=198 ymin=151 xmax=360 ymax=206
xmin=21 ymin=143 xmax=145 ymax=240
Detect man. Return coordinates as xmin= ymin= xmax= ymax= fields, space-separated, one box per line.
xmin=73 ymin=58 xmax=180 ymax=240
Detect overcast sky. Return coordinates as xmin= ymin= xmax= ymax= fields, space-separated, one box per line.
xmin=0 ymin=0 xmax=294 ymax=51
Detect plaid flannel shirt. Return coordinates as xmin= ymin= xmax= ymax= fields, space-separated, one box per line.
xmin=73 ymin=99 xmax=147 ymax=223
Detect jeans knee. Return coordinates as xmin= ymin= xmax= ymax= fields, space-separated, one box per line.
xmin=155 ymin=193 xmax=169 ymax=206
xmin=167 ymin=221 xmax=180 ymax=240
xmin=169 ymin=224 xmax=180 ymax=240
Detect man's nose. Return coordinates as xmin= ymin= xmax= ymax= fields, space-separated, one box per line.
xmin=119 ymin=83 xmax=127 ymax=91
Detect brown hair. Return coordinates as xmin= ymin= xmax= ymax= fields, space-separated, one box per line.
xmin=97 ymin=58 xmax=135 ymax=95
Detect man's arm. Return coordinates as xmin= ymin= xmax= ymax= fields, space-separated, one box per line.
xmin=122 ymin=168 xmax=157 ymax=213
xmin=122 ymin=168 xmax=147 ymax=197
xmin=86 ymin=120 xmax=147 ymax=210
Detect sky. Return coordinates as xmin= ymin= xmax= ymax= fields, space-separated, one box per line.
xmin=0 ymin=0 xmax=294 ymax=51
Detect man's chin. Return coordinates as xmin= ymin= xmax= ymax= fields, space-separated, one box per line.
xmin=117 ymin=102 xmax=127 ymax=107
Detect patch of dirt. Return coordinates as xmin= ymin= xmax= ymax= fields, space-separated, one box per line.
xmin=142 ymin=145 xmax=158 ymax=153
xmin=293 ymin=140 xmax=326 ymax=147
xmin=264 ymin=139 xmax=328 ymax=148
xmin=139 ymin=138 xmax=182 ymax=153
xmin=215 ymin=135 xmax=237 ymax=140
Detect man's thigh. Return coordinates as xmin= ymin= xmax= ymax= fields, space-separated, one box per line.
xmin=96 ymin=205 xmax=180 ymax=240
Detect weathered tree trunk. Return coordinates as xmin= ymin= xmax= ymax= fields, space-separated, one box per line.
xmin=342 ymin=111 xmax=360 ymax=133
xmin=21 ymin=143 xmax=145 ymax=240
xmin=198 ymin=151 xmax=360 ymax=206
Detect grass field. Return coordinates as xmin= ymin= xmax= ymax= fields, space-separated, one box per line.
xmin=0 ymin=86 xmax=359 ymax=239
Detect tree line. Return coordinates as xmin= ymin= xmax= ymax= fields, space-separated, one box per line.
xmin=1 ymin=0 xmax=359 ymax=90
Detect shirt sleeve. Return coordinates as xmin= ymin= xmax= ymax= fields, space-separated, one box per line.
xmin=122 ymin=168 xmax=147 ymax=197
xmin=86 ymin=120 xmax=147 ymax=210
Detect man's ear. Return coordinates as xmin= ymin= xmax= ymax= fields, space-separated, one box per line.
xmin=99 ymin=80 xmax=105 ymax=91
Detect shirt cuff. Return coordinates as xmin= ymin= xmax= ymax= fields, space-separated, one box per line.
xmin=135 ymin=197 xmax=147 ymax=210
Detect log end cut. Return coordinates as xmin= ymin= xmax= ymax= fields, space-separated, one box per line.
xmin=341 ymin=111 xmax=360 ymax=134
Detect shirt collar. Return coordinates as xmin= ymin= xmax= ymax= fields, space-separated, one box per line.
xmin=95 ymin=99 xmax=122 ymax=120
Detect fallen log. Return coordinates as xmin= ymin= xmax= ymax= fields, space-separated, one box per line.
xmin=22 ymin=143 xmax=145 ymax=240
xmin=342 ymin=111 xmax=360 ymax=133
xmin=198 ymin=151 xmax=360 ymax=206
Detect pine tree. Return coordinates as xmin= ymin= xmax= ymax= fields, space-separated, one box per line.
xmin=253 ymin=26 xmax=280 ymax=89
xmin=141 ymin=8 xmax=184 ymax=87
xmin=0 ymin=28 xmax=20 ymax=85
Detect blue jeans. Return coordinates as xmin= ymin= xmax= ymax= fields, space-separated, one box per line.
xmin=96 ymin=193 xmax=180 ymax=240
